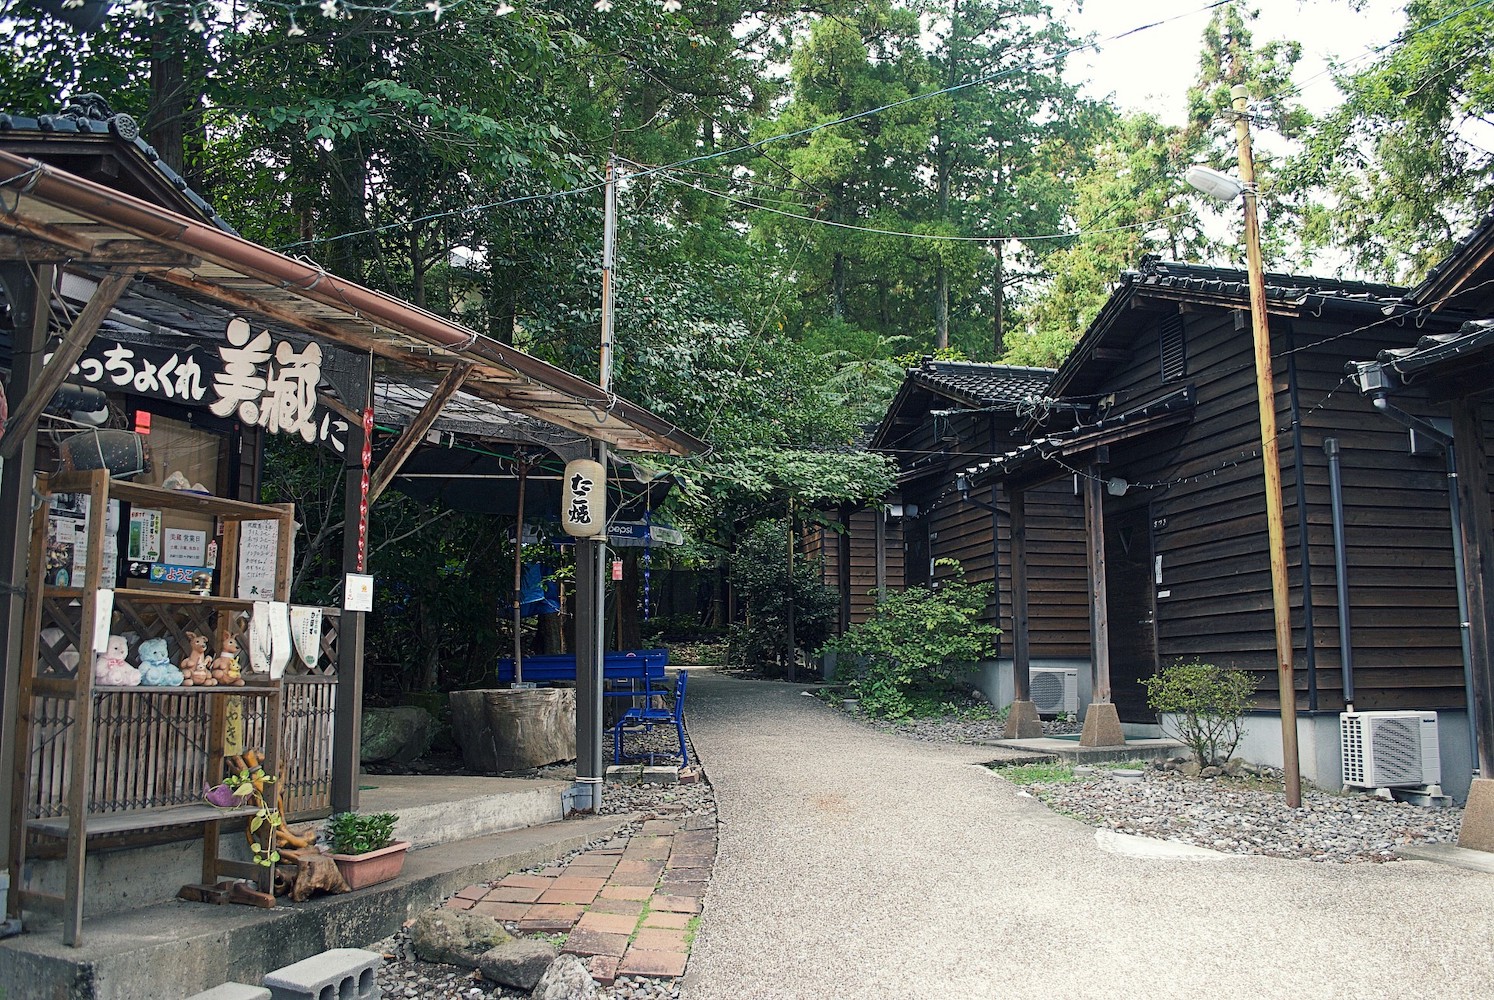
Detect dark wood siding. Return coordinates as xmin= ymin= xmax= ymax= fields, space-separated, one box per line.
xmin=1086 ymin=303 xmax=1470 ymax=711
xmin=805 ymin=510 xmax=905 ymax=627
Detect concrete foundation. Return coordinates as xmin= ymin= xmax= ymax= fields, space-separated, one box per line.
xmin=974 ymin=658 xmax=1093 ymax=721
xmin=1457 ymin=778 xmax=1494 ymax=852
xmin=1002 ymin=700 xmax=1042 ymax=739
xmin=1079 ymin=702 xmax=1125 ymax=748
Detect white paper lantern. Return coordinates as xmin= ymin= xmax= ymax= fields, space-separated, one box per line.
xmin=561 ymin=458 xmax=606 ymax=537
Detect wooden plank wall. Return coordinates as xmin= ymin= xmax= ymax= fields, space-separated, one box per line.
xmin=805 ymin=511 xmax=905 ymax=627
xmin=1099 ymin=303 xmax=1469 ymax=711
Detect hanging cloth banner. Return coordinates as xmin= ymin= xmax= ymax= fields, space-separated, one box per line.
xmin=561 ymin=458 xmax=606 ymax=537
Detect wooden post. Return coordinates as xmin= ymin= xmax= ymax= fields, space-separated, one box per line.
xmin=512 ymin=462 xmax=527 ymax=685
xmin=331 ymin=355 xmax=372 ymax=814
xmin=0 ymin=262 xmax=52 ymax=882
xmin=837 ymin=504 xmax=852 ymax=633
xmin=1085 ymin=467 xmax=1111 ymax=702
xmin=874 ymin=505 xmax=887 ymax=604
xmin=1079 ymin=465 xmax=1125 ymax=747
xmin=1235 ymin=84 xmax=1302 ymax=806
xmin=1451 ymin=398 xmax=1494 ymax=776
xmin=1011 ymin=489 xmax=1031 ymax=702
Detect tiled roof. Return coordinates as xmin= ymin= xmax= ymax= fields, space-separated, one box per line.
xmin=908 ymin=359 xmax=1054 ymax=408
xmin=1403 ymin=211 xmax=1494 ymax=309
xmin=0 ymin=97 xmax=234 ymax=234
xmin=1373 ymin=318 xmax=1494 ymax=376
xmin=1127 ymin=256 xmax=1405 ymax=302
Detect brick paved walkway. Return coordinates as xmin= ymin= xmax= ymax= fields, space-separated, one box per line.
xmin=444 ymin=814 xmax=716 ymax=985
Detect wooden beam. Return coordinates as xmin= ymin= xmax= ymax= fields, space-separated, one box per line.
xmin=1084 ymin=464 xmax=1111 ymax=702
xmin=365 ymin=363 xmax=472 ymax=506
xmin=0 ymin=268 xmax=135 ymax=459
xmin=1011 ymin=489 xmax=1031 ymax=701
xmin=315 ymin=391 xmax=360 ymax=424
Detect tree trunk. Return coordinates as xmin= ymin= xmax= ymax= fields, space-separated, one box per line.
xmin=147 ymin=29 xmax=186 ymax=177
xmin=619 ymin=550 xmax=643 ymax=650
xmin=993 ymin=240 xmax=1005 ymax=357
xmin=935 ymin=263 xmax=949 ymax=350
xmin=831 ymin=251 xmax=847 ymax=320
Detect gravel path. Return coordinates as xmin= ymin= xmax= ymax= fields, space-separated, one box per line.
xmin=682 ymin=671 xmax=1494 ymax=1000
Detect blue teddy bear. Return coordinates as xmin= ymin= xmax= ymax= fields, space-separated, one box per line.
xmin=137 ymin=637 xmax=183 ymax=687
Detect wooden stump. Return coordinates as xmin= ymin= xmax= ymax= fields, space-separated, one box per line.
xmin=449 ymin=688 xmax=576 ymax=773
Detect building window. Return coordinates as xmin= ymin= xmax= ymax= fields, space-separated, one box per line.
xmin=1160 ymin=313 xmax=1186 ymax=382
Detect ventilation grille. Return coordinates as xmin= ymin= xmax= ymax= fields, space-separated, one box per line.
xmin=1160 ymin=314 xmax=1186 ymax=382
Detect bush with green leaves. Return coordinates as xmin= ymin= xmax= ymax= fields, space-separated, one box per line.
xmin=325 ymin=811 xmax=399 ymax=856
xmin=728 ymin=519 xmax=839 ymax=675
xmin=1144 ymin=660 xmax=1256 ymax=766
xmin=824 ymin=565 xmax=997 ymax=720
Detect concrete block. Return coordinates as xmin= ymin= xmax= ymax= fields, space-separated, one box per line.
xmin=186 ymin=986 xmax=272 ymax=1000
xmin=1003 ymin=700 xmax=1043 ymax=739
xmin=606 ymin=765 xmax=642 ymax=783
xmin=1458 ymin=778 xmax=1494 ymax=853
xmin=641 ymin=766 xmax=679 ymax=785
xmin=1079 ymin=702 xmax=1126 ymax=748
xmin=263 ymin=948 xmax=382 ymax=1000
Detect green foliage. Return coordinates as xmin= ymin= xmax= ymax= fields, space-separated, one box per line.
xmin=223 ymin=762 xmax=283 ymax=868
xmin=728 ymin=519 xmax=838 ymax=675
xmin=1291 ymin=0 xmax=1494 ymax=280
xmin=325 ymin=811 xmax=400 ymax=856
xmin=1144 ymin=660 xmax=1257 ymax=766
xmin=992 ymin=761 xmax=1075 ymax=784
xmin=826 ymin=563 xmax=997 ymax=719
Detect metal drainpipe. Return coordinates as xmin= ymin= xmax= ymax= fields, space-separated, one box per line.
xmin=1370 ymin=396 xmax=1479 ymax=767
xmin=1323 ymin=438 xmax=1355 ymax=710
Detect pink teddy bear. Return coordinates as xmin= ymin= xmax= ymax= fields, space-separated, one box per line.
xmin=92 ymin=635 xmax=140 ymax=687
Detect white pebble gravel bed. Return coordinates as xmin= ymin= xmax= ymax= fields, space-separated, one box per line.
xmin=837 ymin=700 xmax=1464 ymax=865
xmin=372 ymin=772 xmax=715 ymax=999
xmin=998 ymin=764 xmax=1464 ymax=863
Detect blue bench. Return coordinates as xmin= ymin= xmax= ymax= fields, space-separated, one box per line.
xmin=494 ymin=648 xmax=669 ymax=688
xmin=613 ymin=670 xmax=688 ymax=768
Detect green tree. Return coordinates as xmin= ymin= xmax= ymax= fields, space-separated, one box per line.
xmin=1293 ymin=0 xmax=1494 ymax=281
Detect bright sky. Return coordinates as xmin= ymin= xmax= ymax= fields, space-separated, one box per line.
xmin=1063 ymin=0 xmax=1408 ymax=124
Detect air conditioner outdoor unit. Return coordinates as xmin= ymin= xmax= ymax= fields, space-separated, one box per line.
xmin=1341 ymin=711 xmax=1441 ymax=788
xmin=1029 ymin=667 xmax=1079 ymax=716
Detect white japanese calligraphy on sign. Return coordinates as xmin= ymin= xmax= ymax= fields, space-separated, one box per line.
xmin=54 ymin=345 xmax=208 ymax=403
xmin=210 ymin=318 xmax=322 ymax=442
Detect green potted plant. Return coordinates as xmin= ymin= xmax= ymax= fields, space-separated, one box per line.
xmin=325 ymin=811 xmax=409 ymax=889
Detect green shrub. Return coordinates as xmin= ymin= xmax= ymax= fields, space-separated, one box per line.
xmin=729 ymin=519 xmax=838 ymax=675
xmin=325 ymin=811 xmax=399 ymax=855
xmin=1144 ymin=660 xmax=1256 ymax=766
xmin=824 ymin=563 xmax=997 ymax=719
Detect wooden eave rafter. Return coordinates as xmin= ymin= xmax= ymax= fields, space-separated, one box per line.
xmin=366 ymin=363 xmax=472 ymax=505
xmin=0 ymin=151 xmax=705 ymax=458
xmin=0 ymin=268 xmax=135 ymax=458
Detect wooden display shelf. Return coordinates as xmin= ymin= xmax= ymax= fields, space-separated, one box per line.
xmin=43 ymin=587 xmax=264 ymax=611
xmin=28 ymin=804 xmax=258 ymax=838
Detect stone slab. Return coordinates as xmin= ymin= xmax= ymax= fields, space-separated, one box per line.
xmin=618 ymin=949 xmax=688 ymax=978
xmin=561 ymin=929 xmax=630 ymax=959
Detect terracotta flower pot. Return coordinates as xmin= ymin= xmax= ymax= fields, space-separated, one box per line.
xmin=331 ymin=840 xmax=410 ymax=890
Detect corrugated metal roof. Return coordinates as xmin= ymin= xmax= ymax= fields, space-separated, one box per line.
xmin=0 ymin=149 xmax=704 ymax=456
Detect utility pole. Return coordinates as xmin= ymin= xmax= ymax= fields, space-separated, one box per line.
xmin=1233 ymin=83 xmax=1303 ymax=807
xmin=575 ymin=155 xmax=617 ymax=813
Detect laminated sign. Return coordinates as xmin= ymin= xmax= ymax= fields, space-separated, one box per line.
xmin=561 ymin=459 xmax=606 ymax=537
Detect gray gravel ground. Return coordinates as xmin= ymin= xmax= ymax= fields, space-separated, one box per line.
xmin=682 ymin=670 xmax=1494 ymax=1000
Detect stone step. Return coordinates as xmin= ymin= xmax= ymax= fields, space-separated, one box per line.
xmin=357 ymin=774 xmax=568 ymax=849
xmin=0 ymin=814 xmax=629 ymax=1000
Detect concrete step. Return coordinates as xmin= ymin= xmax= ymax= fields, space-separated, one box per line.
xmin=979 ymin=736 xmax=1185 ymax=764
xmin=0 ymin=813 xmax=629 ymax=1000
xmin=355 ymin=774 xmax=568 ymax=848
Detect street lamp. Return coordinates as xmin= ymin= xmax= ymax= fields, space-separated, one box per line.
xmin=1184 ymin=83 xmax=1303 ymax=808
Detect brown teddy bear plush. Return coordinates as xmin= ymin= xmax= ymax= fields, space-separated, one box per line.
xmin=180 ymin=631 xmax=212 ymax=686
xmin=210 ymin=635 xmax=244 ymax=686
